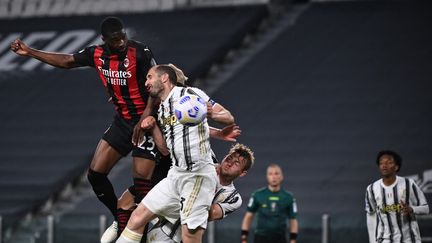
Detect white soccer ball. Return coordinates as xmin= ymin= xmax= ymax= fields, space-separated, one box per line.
xmin=174 ymin=94 xmax=207 ymax=126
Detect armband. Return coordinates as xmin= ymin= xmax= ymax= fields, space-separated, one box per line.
xmin=289 ymin=232 xmax=298 ymax=240
xmin=241 ymin=230 xmax=249 ymax=238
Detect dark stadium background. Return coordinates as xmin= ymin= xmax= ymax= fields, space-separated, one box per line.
xmin=0 ymin=0 xmax=431 ymax=242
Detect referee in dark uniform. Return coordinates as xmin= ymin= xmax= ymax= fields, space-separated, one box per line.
xmin=241 ymin=164 xmax=299 ymax=243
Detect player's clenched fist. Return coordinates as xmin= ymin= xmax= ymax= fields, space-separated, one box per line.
xmin=10 ymin=39 xmax=30 ymax=56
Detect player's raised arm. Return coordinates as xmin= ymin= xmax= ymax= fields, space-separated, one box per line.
xmin=207 ymin=102 xmax=234 ymax=125
xmin=209 ymin=124 xmax=241 ymax=142
xmin=10 ymin=39 xmax=78 ymax=69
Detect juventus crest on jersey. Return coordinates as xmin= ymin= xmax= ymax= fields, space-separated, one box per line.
xmin=157 ymin=86 xmax=213 ymax=172
xmin=365 ymin=176 xmax=429 ymax=243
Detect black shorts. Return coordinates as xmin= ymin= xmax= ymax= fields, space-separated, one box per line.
xmin=102 ymin=114 xmax=158 ymax=160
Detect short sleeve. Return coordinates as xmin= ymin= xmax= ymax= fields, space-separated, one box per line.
xmin=218 ymin=194 xmax=242 ymax=218
xmin=187 ymin=87 xmax=215 ymax=105
xmin=73 ymin=46 xmax=96 ymax=67
xmin=287 ymin=197 xmax=298 ymax=219
xmin=247 ymin=192 xmax=259 ymax=213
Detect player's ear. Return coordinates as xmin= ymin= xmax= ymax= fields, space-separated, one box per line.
xmin=239 ymin=170 xmax=247 ymax=178
xmin=161 ymin=73 xmax=169 ymax=83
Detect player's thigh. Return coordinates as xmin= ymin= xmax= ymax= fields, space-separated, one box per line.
xmin=179 ymin=172 xmax=217 ymax=230
xmin=90 ymin=139 xmax=123 ymax=173
xmin=181 ymin=225 xmax=205 ymax=243
xmin=142 ymin=176 xmax=181 ymax=222
xmin=132 ymin=157 xmax=156 ymax=179
xmin=91 ymin=115 xmax=135 ymax=172
xmin=132 ymin=132 xmax=159 ymax=178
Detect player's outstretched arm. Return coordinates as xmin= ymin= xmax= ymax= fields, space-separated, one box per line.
xmin=207 ymin=102 xmax=234 ymax=125
xmin=10 ymin=39 xmax=77 ymax=69
xmin=209 ymin=124 xmax=241 ymax=142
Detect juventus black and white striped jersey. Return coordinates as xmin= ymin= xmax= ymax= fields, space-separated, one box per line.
xmin=365 ymin=176 xmax=429 ymax=243
xmin=157 ymin=86 xmax=213 ymax=171
xmin=213 ymin=181 xmax=242 ymax=219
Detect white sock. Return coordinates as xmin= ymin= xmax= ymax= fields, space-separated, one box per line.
xmin=115 ymin=227 xmax=143 ymax=243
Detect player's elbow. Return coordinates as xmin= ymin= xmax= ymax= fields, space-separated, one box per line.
xmin=61 ymin=55 xmax=78 ymax=69
xmin=226 ymin=112 xmax=235 ymax=124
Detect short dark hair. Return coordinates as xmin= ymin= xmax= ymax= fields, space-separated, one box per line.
xmin=101 ymin=17 xmax=124 ymax=38
xmin=155 ymin=65 xmax=177 ymax=84
xmin=376 ymin=150 xmax=402 ymax=172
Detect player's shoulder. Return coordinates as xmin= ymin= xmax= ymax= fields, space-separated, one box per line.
xmin=252 ymin=187 xmax=268 ymax=196
xmin=187 ymin=87 xmax=205 ymax=94
xmin=77 ymin=45 xmax=98 ymax=54
xmin=185 ymin=87 xmax=210 ymax=100
xmin=398 ymin=176 xmax=416 ymax=186
xmin=128 ymin=40 xmax=151 ymax=51
xmin=280 ymin=189 xmax=295 ymax=199
xmin=366 ymin=179 xmax=381 ymax=191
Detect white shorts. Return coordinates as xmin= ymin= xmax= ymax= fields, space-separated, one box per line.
xmin=146 ymin=218 xmax=180 ymax=243
xmin=142 ymin=164 xmax=217 ymax=230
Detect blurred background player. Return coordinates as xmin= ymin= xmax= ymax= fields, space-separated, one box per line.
xmin=10 ymin=16 xmax=160 ymax=236
xmin=116 ymin=64 xmax=235 ymax=243
xmin=241 ymin=164 xmax=299 ymax=243
xmin=146 ymin=143 xmax=255 ymax=243
xmin=365 ymin=150 xmax=429 ymax=243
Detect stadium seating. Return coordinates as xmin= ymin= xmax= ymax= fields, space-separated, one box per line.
xmin=209 ymin=1 xmax=432 ymax=242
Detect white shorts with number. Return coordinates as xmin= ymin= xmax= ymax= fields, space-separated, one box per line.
xmin=142 ymin=164 xmax=217 ymax=230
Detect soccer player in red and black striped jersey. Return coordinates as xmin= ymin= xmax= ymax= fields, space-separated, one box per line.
xmin=11 ymin=17 xmax=160 ymax=236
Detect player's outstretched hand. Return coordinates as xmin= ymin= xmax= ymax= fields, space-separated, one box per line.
xmin=10 ymin=39 xmax=30 ymax=56
xmin=220 ymin=124 xmax=241 ymax=142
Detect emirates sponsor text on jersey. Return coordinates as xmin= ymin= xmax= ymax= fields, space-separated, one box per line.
xmin=97 ymin=66 xmax=131 ymax=86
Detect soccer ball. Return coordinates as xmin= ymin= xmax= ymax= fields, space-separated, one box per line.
xmin=174 ymin=94 xmax=207 ymax=126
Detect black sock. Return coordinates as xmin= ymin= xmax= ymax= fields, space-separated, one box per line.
xmin=87 ymin=168 xmax=118 ymax=219
xmin=117 ymin=208 xmax=133 ymax=234
xmin=133 ymin=178 xmax=153 ymax=203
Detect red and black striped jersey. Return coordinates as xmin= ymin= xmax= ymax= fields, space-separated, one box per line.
xmin=73 ymin=40 xmax=156 ymax=121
